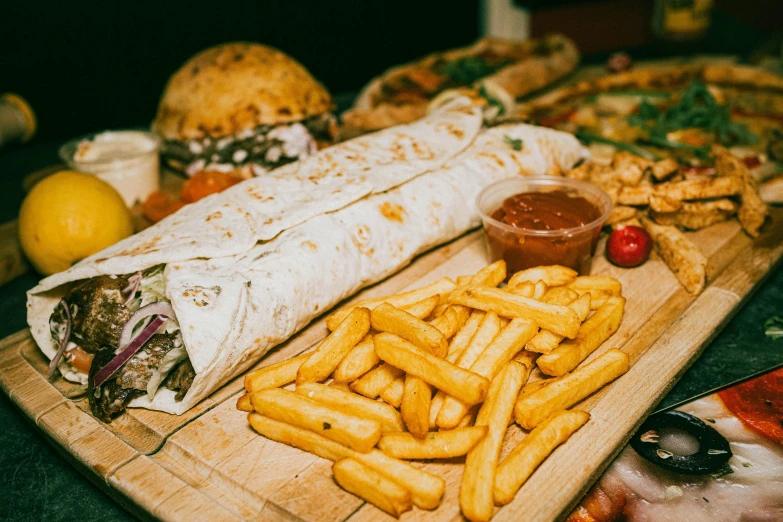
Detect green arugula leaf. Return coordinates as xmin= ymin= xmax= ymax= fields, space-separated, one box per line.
xmin=764 ymin=315 xmax=783 ymax=340
xmin=627 ymin=80 xmax=759 ymax=149
xmin=504 ymin=135 xmax=523 ymax=151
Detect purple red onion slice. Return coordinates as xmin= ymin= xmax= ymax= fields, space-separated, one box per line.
xmin=48 ymin=299 xmax=72 ymax=379
xmin=93 ymin=315 xmax=168 ymax=388
xmin=122 ymin=272 xmax=142 ymax=306
xmin=116 ymin=301 xmax=175 ymax=354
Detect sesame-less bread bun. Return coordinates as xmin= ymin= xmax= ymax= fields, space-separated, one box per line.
xmin=153 ymin=43 xmax=334 ymax=141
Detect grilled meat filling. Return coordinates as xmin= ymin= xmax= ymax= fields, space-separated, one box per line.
xmin=164 ymin=360 xmax=196 ymax=402
xmin=89 ymin=348 xmax=145 ymax=422
xmin=54 ymin=273 xmax=195 ymax=422
xmin=116 ymin=333 xmax=180 ymax=390
xmin=62 ymin=275 xmax=130 ymax=353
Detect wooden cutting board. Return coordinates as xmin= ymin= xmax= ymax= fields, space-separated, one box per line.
xmin=1 ymin=207 xmax=781 ymax=522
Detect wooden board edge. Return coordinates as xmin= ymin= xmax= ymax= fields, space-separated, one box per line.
xmin=537 ymin=233 xmax=783 ymax=522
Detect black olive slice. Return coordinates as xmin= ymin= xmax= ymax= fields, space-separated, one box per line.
xmin=630 ymin=410 xmax=732 ymax=474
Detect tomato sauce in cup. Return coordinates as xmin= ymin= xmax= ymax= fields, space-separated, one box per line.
xmin=476 ymin=177 xmax=612 ymax=277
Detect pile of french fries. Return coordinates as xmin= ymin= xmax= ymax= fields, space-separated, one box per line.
xmin=567 ymin=146 xmax=769 ymax=294
xmin=238 ymin=261 xmax=630 ymax=520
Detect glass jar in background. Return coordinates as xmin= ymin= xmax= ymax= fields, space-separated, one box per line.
xmin=0 ymin=93 xmax=36 ymax=148
xmin=653 ymin=0 xmax=714 ymax=43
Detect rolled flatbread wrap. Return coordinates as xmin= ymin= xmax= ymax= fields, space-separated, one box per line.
xmin=27 ymin=98 xmax=586 ymax=417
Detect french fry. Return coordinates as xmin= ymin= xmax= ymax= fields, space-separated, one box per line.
xmin=379 ymin=377 xmax=404 ymax=409
xmin=515 ymin=379 xmax=553 ymax=403
xmin=374 ymin=333 xmax=489 ymax=405
xmin=470 ymin=318 xmax=539 ymax=381
xmin=429 ymin=392 xmax=445 ymax=429
xmin=467 ymin=260 xmax=507 ymax=288
xmin=251 ymin=388 xmax=382 ymax=452
xmin=333 ymin=335 xmax=377 ymax=383
xmin=494 ymin=410 xmax=591 ymax=505
xmin=460 ymin=362 xmax=527 ymax=522
xmin=437 ymin=318 xmax=537 ymax=429
xmin=401 ymin=295 xmax=440 ymax=319
xmin=297 ymin=308 xmax=370 ymax=384
xmin=244 ymin=352 xmax=310 ymax=393
xmin=507 ymin=265 xmax=578 ymax=287
xmin=447 ymin=310 xmax=485 ymax=361
xmin=427 ymin=302 xmax=450 ymax=320
xmin=350 ymin=363 xmax=404 ymax=398
xmin=538 ymin=296 xmax=625 ymax=376
xmin=458 ymin=405 xmax=480 ymax=427
xmin=326 ymin=277 xmax=456 ymax=331
xmin=450 ymin=286 xmax=580 ymax=339
xmin=515 ymin=349 xmax=629 ymax=429
xmin=567 ymin=276 xmax=622 ymax=296
xmin=248 ymin=414 xmax=446 ymax=509
xmin=540 ymin=286 xmax=578 ymax=305
xmin=333 ymin=458 xmax=412 ymax=518
xmin=371 ymin=303 xmax=448 ymax=357
xmin=236 ymin=393 xmax=253 ymax=412
xmin=295 ymin=382 xmax=405 ymax=433
xmin=401 ymin=375 xmax=432 ymax=438
xmin=509 ymin=281 xmax=536 ymax=298
xmin=532 ymin=281 xmax=548 ymax=300
xmin=527 ymin=293 xmax=591 ymax=354
xmin=576 ymin=289 xmax=612 ymax=310
xmin=429 ymin=304 xmax=471 ymax=340
xmin=451 ymin=311 xmax=501 ymax=367
xmin=328 ymin=381 xmax=352 ymax=393
xmin=378 ymin=427 xmax=487 ymax=459
xmin=456 ymin=275 xmax=473 ymax=287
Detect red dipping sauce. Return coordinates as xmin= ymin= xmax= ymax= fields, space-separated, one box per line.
xmin=476 ymin=178 xmax=612 ymax=278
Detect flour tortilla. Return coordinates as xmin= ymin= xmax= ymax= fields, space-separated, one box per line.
xmin=28 ymin=101 xmax=586 ymax=414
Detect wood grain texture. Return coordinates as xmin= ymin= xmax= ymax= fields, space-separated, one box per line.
xmin=0 ymin=207 xmax=780 ymax=522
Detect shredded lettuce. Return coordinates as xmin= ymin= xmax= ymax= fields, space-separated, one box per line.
xmin=146 ymin=342 xmax=188 ymax=398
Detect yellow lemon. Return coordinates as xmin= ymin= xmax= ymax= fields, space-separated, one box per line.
xmin=19 ymin=170 xmax=134 ymax=275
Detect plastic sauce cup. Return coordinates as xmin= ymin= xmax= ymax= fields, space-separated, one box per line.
xmin=476 ymin=177 xmax=612 ymax=276
xmin=59 ymin=130 xmax=161 ymax=207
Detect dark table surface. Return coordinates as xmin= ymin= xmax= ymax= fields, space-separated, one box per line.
xmin=1 ymin=137 xmax=782 ymax=521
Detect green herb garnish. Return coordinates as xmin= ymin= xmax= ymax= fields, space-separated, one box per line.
xmin=437 ymin=57 xmax=500 ymax=85
xmin=574 ymin=131 xmax=660 ymax=161
xmin=764 ymin=315 xmax=783 ymax=340
xmin=478 ymin=84 xmax=505 ymax=116
xmin=504 ymin=135 xmax=523 ymax=151
xmin=628 ymin=80 xmax=759 ymax=153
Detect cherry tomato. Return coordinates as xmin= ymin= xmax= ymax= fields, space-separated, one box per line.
xmin=180 ymin=170 xmax=242 ymax=204
xmin=142 ymin=191 xmax=186 ymax=223
xmin=606 ymin=226 xmax=653 ymax=268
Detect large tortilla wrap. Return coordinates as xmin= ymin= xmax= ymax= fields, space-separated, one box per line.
xmin=28 ymin=99 xmax=587 ymax=414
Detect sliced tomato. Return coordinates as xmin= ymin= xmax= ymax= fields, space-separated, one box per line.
xmin=180 ymin=170 xmax=243 ymax=204
xmin=65 ymin=346 xmax=94 ymax=375
xmin=142 ymin=191 xmax=186 ymax=223
xmin=718 ymin=367 xmax=783 ymax=444
xmin=538 ymin=109 xmax=577 ymax=128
